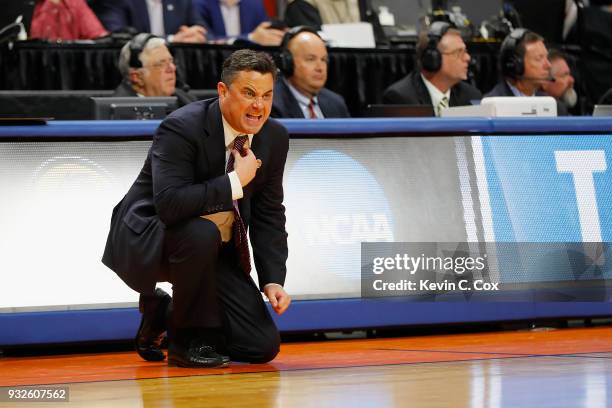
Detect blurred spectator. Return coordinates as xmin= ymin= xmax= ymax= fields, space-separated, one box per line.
xmin=30 ymin=0 xmax=108 ymax=41
xmin=284 ymin=0 xmax=360 ymax=30
xmin=541 ymin=49 xmax=577 ymax=112
xmin=272 ymin=26 xmax=349 ymax=118
xmin=114 ymin=33 xmax=197 ymax=106
xmin=94 ymin=0 xmax=207 ymax=43
xmin=195 ymin=0 xmax=285 ymax=45
xmin=383 ymin=22 xmax=481 ymax=116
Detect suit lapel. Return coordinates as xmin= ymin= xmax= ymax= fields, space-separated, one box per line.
xmin=317 ymin=91 xmax=332 ymax=118
xmin=162 ymin=0 xmax=180 ymax=34
xmin=279 ymin=79 xmax=305 ymax=118
xmin=449 ymin=85 xmax=459 ymax=107
xmin=238 ymin=1 xmax=249 ymax=36
xmin=414 ymin=73 xmax=433 ymax=105
xmin=211 ymin=1 xmax=227 ymax=36
xmin=241 ymin=127 xmax=267 ymax=198
xmin=135 ymin=0 xmax=151 ymax=32
xmin=203 ymin=100 xmax=227 ymax=177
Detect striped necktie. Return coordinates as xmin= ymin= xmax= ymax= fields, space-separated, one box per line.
xmin=225 ymin=135 xmax=251 ymax=274
xmin=308 ymin=98 xmax=317 ymax=119
xmin=437 ymin=96 xmax=449 ymax=117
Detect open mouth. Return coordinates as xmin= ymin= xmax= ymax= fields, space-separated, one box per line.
xmin=245 ymin=113 xmax=263 ymax=124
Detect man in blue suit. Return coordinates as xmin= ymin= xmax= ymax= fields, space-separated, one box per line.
xmin=272 ymin=26 xmax=350 ymax=118
xmin=194 ymin=0 xmax=285 ymax=45
xmin=94 ymin=0 xmax=208 ymax=43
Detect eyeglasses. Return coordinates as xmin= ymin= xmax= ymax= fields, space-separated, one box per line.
xmin=441 ymin=48 xmax=468 ymax=59
xmin=144 ymin=58 xmax=176 ymax=70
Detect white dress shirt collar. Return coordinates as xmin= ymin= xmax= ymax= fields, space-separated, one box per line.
xmin=507 ymin=81 xmax=534 ymax=97
xmin=283 ymin=77 xmax=324 ymax=119
xmin=421 ymin=74 xmax=451 ymax=116
xmin=146 ymin=0 xmax=165 ymax=36
xmin=221 ymin=115 xmax=253 ymax=150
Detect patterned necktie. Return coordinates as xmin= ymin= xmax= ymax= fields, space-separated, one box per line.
xmin=437 ymin=96 xmax=449 ymax=117
xmin=226 ymin=135 xmax=251 ymax=274
xmin=308 ymin=98 xmax=317 ymax=119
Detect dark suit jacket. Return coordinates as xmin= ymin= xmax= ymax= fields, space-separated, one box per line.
xmin=194 ymin=0 xmax=268 ymax=38
xmin=94 ymin=0 xmax=206 ymax=35
xmin=284 ymin=0 xmax=322 ymax=30
xmin=271 ymin=77 xmax=350 ymax=118
xmin=102 ymin=98 xmax=289 ymax=294
xmin=484 ymin=81 xmax=569 ymax=116
xmin=113 ymin=79 xmax=197 ymax=107
xmin=382 ymin=70 xmax=482 ymax=107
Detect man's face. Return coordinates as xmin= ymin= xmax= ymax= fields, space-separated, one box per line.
xmin=218 ymin=70 xmax=274 ymax=135
xmin=438 ymin=32 xmax=471 ymax=83
xmin=139 ymin=45 xmax=176 ymax=97
xmin=287 ymin=32 xmax=328 ymax=97
xmin=543 ymin=57 xmax=575 ymax=98
xmin=523 ymin=40 xmax=552 ymax=85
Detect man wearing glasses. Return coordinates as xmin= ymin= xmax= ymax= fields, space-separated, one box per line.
xmin=114 ymin=33 xmax=197 ymax=107
xmin=383 ymin=22 xmax=481 ymax=116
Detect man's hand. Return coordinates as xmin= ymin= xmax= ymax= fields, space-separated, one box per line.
xmin=173 ymin=25 xmax=207 ymax=43
xmin=248 ymin=22 xmax=286 ymax=46
xmin=233 ymin=147 xmax=258 ymax=187
xmin=264 ymin=284 xmax=291 ymax=315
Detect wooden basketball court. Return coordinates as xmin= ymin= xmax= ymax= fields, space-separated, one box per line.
xmin=2 ymin=326 xmax=612 ymax=406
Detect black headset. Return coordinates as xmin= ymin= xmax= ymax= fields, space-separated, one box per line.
xmin=420 ymin=21 xmax=452 ymax=73
xmin=129 ymin=33 xmax=158 ymax=68
xmin=278 ymin=25 xmax=321 ymax=77
xmin=499 ymin=28 xmax=530 ymax=79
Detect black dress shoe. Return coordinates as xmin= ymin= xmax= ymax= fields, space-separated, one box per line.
xmin=168 ymin=341 xmax=230 ymax=368
xmin=135 ymin=288 xmax=171 ymax=362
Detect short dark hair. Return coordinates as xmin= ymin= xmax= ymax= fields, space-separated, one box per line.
xmin=547 ymin=48 xmax=567 ymax=63
xmin=221 ymin=49 xmax=277 ymax=85
xmin=516 ymin=31 xmax=545 ymax=59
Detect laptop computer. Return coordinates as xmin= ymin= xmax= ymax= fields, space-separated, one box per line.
xmin=365 ymin=104 xmax=435 ymax=117
xmin=593 ymin=105 xmax=612 ymax=117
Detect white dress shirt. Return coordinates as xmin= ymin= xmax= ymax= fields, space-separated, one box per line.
xmin=221 ymin=115 xmax=253 ymax=200
xmin=421 ymin=74 xmax=451 ymax=117
xmin=146 ymin=0 xmax=165 ymax=36
xmin=284 ymin=78 xmax=324 ymax=119
xmin=507 ymin=81 xmax=535 ymax=97
xmin=220 ymin=0 xmax=242 ymax=37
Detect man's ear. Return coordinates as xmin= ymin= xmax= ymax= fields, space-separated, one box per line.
xmin=217 ymin=81 xmax=227 ymax=99
xmin=129 ymin=69 xmax=144 ymax=87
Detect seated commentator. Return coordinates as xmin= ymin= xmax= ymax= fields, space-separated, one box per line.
xmin=383 ymin=22 xmax=481 ymax=116
xmin=113 ymin=33 xmax=197 ymax=107
xmin=271 ymin=26 xmax=350 ymax=119
xmin=485 ymin=29 xmax=568 ymax=116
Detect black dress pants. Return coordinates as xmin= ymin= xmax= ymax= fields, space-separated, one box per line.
xmin=163 ymin=217 xmax=280 ymax=363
